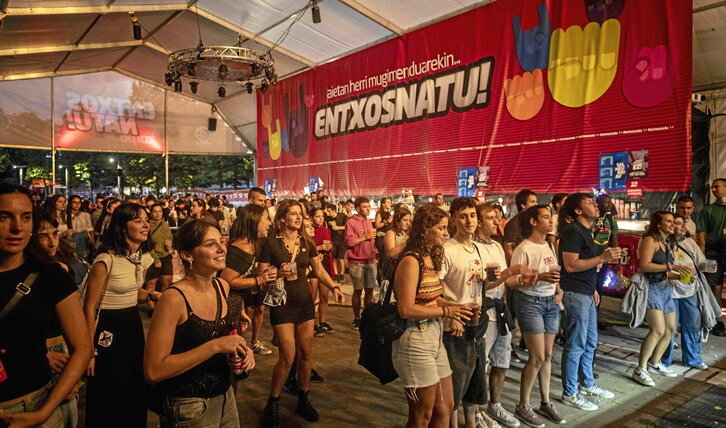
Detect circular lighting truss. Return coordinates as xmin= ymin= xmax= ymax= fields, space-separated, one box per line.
xmin=166 ymin=45 xmax=277 ymax=96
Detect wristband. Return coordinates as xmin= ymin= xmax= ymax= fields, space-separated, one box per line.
xmin=516 ymin=274 xmax=523 ymax=287
xmin=441 ymin=306 xmax=446 ymax=318
xmin=254 ymin=276 xmax=260 ymax=287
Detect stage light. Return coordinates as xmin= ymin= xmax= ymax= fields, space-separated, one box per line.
xmin=260 ymin=80 xmax=269 ymax=93
xmin=187 ymin=63 xmax=195 ymax=77
xmin=130 ymin=13 xmax=142 ymax=40
xmin=164 ymin=72 xmax=174 ymax=86
xmin=218 ymin=63 xmax=228 ymax=79
xmin=311 ymin=0 xmax=321 ymax=24
xmin=190 ymin=81 xmax=199 ymax=94
xmin=174 ymin=80 xmax=182 ymax=92
xmin=218 ymin=86 xmax=226 ymax=97
xmin=246 ymin=82 xmax=254 ymax=94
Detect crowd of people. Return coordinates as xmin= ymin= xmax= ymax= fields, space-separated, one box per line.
xmin=0 ymin=178 xmax=724 ymax=428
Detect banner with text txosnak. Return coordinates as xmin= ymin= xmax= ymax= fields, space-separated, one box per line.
xmin=256 ymin=0 xmax=691 ymax=196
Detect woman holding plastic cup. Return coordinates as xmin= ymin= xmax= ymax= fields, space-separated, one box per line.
xmin=633 ymin=211 xmax=694 ymax=387
xmin=310 ymin=207 xmax=335 ymax=334
xmin=508 ymin=205 xmax=567 ymax=425
xmin=258 ymin=199 xmax=344 ymax=427
xmin=660 ymin=214 xmax=709 ymax=371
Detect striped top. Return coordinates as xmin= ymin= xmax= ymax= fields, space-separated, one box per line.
xmin=415 ymin=266 xmax=443 ymax=307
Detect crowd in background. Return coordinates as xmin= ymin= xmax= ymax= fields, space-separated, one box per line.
xmin=0 ymin=178 xmax=724 ymax=428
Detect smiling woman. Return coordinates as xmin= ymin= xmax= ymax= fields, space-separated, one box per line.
xmin=82 ymin=202 xmax=156 ymax=427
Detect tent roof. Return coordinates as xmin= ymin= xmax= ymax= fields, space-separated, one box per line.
xmin=1 ymin=0 xmax=724 ymax=150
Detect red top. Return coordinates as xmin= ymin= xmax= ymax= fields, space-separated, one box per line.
xmin=313 ymin=225 xmax=334 ymax=274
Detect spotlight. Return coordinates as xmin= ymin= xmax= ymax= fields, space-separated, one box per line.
xmin=186 ymin=63 xmax=196 ymax=77
xmin=174 ymin=80 xmax=182 ymax=92
xmin=311 ymin=0 xmax=321 ymax=24
xmin=164 ymin=72 xmax=174 ymax=86
xmin=190 ymin=81 xmax=199 ymax=94
xmin=218 ymin=63 xmax=228 ymax=79
xmin=218 ymin=86 xmax=226 ymax=97
xmin=246 ymin=82 xmax=254 ymax=94
xmin=130 ymin=13 xmax=142 ymax=40
xmin=251 ymin=64 xmax=260 ymax=76
xmin=260 ymin=80 xmax=269 ymax=93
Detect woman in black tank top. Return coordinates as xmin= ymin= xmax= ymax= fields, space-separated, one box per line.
xmin=145 ymin=220 xmax=254 ymax=427
xmin=633 ymin=211 xmax=694 ymax=386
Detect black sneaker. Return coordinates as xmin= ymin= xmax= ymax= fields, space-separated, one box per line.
xmin=313 ymin=324 xmax=325 ymax=337
xmin=519 ymin=338 xmax=528 ymax=352
xmin=352 ymin=318 xmax=361 ymax=330
xmin=262 ymin=399 xmax=280 ymax=428
xmin=713 ymin=322 xmax=726 ymax=337
xmin=283 ymin=376 xmax=299 ymax=395
xmin=296 ymin=391 xmax=319 ymax=422
xmin=511 ymin=350 xmax=522 ymax=363
xmin=319 ymin=322 xmax=335 ymax=333
xmin=310 ymin=368 xmax=323 ymax=383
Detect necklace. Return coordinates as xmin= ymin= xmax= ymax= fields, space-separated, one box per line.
xmin=455 ymin=237 xmax=476 ymax=254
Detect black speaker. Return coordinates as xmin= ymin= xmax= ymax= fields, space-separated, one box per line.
xmin=208 ymin=117 xmax=217 ymax=131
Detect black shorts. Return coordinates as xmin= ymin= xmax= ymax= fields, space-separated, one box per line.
xmin=146 ymin=254 xmax=173 ymax=278
xmin=241 ymin=288 xmax=264 ymax=307
xmin=332 ymin=241 xmax=346 ymax=259
xmin=269 ymin=304 xmax=315 ymax=326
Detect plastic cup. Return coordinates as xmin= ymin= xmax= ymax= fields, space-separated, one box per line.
xmin=267 ymin=266 xmax=277 ymax=282
xmin=679 ymin=270 xmax=693 ymax=284
xmin=485 ymin=263 xmax=498 ymax=282
xmin=465 ymin=302 xmax=481 ymax=326
xmin=282 ymin=262 xmax=298 ymax=281
xmin=701 ymin=260 xmax=718 ymax=273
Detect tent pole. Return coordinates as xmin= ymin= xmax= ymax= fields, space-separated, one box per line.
xmin=50 ymin=77 xmax=56 ymax=193
xmin=164 ymin=90 xmax=169 ymax=194
xmin=253 ymin=155 xmax=258 ymax=186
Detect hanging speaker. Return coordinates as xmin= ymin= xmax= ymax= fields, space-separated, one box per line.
xmin=208 ymin=117 xmax=217 ymax=131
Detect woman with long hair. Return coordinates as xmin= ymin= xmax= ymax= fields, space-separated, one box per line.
xmin=632 ymin=211 xmax=693 ymax=387
xmin=185 ymin=199 xmax=218 ymax=229
xmin=382 ymin=206 xmax=411 ymax=283
xmin=0 ymin=184 xmax=91 ymax=427
xmin=27 ymin=209 xmax=84 ymax=428
xmin=145 ymin=220 xmax=254 ymax=427
xmin=83 ymin=203 xmax=160 ymax=427
xmin=68 ymin=195 xmax=94 ymax=261
xmin=660 ymin=214 xmax=709 ymax=371
xmin=220 ymin=204 xmax=275 ymax=356
xmin=310 ymin=207 xmax=334 ymax=334
xmin=94 ymin=197 xmax=120 ymax=241
xmin=392 ymin=203 xmax=472 ymax=428
xmin=258 ymin=199 xmax=344 ymax=428
xmin=44 ymin=194 xmax=72 ymax=240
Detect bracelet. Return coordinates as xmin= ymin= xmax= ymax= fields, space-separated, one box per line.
xmin=332 ymin=286 xmax=341 ymax=291
xmin=254 ymin=276 xmax=260 ymax=287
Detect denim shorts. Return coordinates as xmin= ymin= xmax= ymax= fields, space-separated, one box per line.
xmin=443 ymin=331 xmax=488 ymax=407
xmin=349 ymin=262 xmax=377 ymax=290
xmin=515 ymin=292 xmax=560 ymax=335
xmin=161 ymin=386 xmax=239 ymax=428
xmin=392 ymin=318 xmax=452 ymax=389
xmin=647 ymin=280 xmax=676 ymax=314
xmin=484 ymin=320 xmax=512 ymax=369
xmin=0 ymin=382 xmax=63 ymax=428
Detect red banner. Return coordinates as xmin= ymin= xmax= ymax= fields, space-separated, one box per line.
xmin=257 ymin=0 xmax=692 ymax=196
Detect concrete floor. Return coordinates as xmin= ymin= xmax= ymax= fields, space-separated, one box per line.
xmin=81 ymin=284 xmax=726 ymax=427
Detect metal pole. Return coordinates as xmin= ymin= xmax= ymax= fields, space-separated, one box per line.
xmin=164 ymin=90 xmax=169 ymax=194
xmin=19 ymin=168 xmax=23 ymax=185
xmin=50 ymin=77 xmax=56 ymax=194
xmin=65 ymin=167 xmax=69 ymax=195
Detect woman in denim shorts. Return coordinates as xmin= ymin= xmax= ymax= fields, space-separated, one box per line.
xmin=633 ymin=211 xmax=693 ymax=387
xmin=510 ymin=205 xmax=567 ymax=426
xmin=393 ymin=204 xmax=472 ymax=428
xmin=145 ymin=220 xmax=255 ymax=427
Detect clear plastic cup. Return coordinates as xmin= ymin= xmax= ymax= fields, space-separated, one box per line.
xmin=282 ymin=262 xmax=298 ymax=281
xmin=464 ymin=302 xmax=481 ymax=326
xmin=701 ymin=260 xmax=718 ymax=273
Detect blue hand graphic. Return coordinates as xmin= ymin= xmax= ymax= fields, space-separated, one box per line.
xmin=512 ymin=2 xmax=552 ymax=72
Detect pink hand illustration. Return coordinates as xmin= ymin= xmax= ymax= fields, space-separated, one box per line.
xmin=504 ymin=69 xmax=545 ymax=120
xmin=585 ymin=0 xmax=626 ymax=23
xmin=622 ymin=26 xmax=673 ymax=108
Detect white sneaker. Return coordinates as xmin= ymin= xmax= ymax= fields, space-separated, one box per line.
xmin=476 ymin=411 xmax=502 ymax=428
xmin=251 ymin=340 xmax=273 ymax=355
xmin=632 ymin=369 xmax=656 ymax=387
xmin=487 ymin=403 xmax=521 ymax=427
xmin=580 ymin=383 xmax=615 ymax=399
xmin=648 ymin=362 xmax=678 ymax=377
xmin=560 ymin=393 xmax=598 ymax=411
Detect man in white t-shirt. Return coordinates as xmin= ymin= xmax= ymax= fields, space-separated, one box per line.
xmin=440 ymin=197 xmax=500 ymax=428
xmin=509 ymin=205 xmax=567 ymax=426
xmin=474 ymin=203 xmax=526 ymax=428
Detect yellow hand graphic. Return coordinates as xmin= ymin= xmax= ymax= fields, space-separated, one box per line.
xmin=548 ymin=19 xmax=620 ymax=108
xmin=504 ymin=69 xmax=545 ymax=120
xmin=268 ymin=119 xmax=282 ymax=160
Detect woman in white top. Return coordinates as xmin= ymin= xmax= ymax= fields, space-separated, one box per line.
xmin=68 ymin=195 xmax=94 ymax=261
xmin=509 ymin=205 xmax=566 ymax=426
xmin=660 ymin=214 xmax=709 ymax=371
xmin=83 ymin=203 xmax=160 ymax=427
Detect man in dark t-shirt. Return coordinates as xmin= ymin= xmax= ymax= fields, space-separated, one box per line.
xmin=557 ymin=193 xmax=620 ymax=411
xmin=330 ymin=200 xmax=354 ymax=283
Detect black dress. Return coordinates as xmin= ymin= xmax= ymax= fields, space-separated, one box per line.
xmin=259 ymin=235 xmax=318 ymax=326
xmin=225 ymin=245 xmax=259 ymax=328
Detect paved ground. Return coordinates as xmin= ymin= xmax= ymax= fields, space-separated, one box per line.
xmin=79 ymin=282 xmax=726 ymax=427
